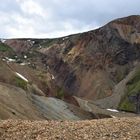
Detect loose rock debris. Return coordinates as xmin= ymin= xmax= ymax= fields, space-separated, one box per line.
xmin=0 ymin=117 xmax=140 ymax=140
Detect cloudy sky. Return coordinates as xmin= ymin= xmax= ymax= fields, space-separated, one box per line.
xmin=0 ymin=0 xmax=140 ymax=38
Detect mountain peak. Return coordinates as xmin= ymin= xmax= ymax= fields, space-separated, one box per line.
xmin=110 ymin=15 xmax=140 ymax=26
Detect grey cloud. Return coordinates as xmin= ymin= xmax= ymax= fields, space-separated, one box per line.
xmin=0 ymin=0 xmax=140 ymax=38
xmin=0 ymin=0 xmax=21 ymax=13
xmin=43 ymin=0 xmax=140 ymax=25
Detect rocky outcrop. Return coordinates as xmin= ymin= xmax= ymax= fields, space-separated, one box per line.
xmin=4 ymin=39 xmax=34 ymax=54
xmin=0 ymin=82 xmax=99 ymax=120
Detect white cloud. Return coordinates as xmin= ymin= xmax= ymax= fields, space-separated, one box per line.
xmin=16 ymin=0 xmax=47 ymax=18
xmin=0 ymin=0 xmax=140 ymax=38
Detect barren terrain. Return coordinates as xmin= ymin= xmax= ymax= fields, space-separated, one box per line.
xmin=0 ymin=117 xmax=140 ymax=140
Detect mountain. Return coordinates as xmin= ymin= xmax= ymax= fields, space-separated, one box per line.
xmin=0 ymin=15 xmax=140 ymax=120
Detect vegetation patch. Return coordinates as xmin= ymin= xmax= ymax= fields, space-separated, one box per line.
xmin=41 ymin=39 xmax=58 ymax=48
xmin=0 ymin=43 xmax=12 ymax=52
xmin=119 ymin=97 xmax=135 ymax=112
xmin=118 ymin=69 xmax=140 ymax=112
xmin=56 ymin=87 xmax=65 ymax=99
xmin=13 ymin=76 xmax=28 ymax=90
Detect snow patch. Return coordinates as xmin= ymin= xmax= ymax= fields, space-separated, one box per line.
xmin=5 ymin=57 xmax=16 ymax=62
xmin=20 ymin=63 xmax=26 ymax=66
xmin=111 ymin=115 xmax=116 ymax=118
xmin=62 ymin=36 xmax=69 ymax=40
xmin=15 ymin=72 xmax=28 ymax=82
xmin=39 ymin=45 xmax=42 ymax=49
xmin=2 ymin=58 xmax=6 ymax=61
xmin=107 ymin=109 xmax=119 ymax=112
xmin=1 ymin=39 xmax=6 ymax=43
xmin=24 ymin=55 xmax=27 ymax=59
xmin=20 ymin=62 xmax=30 ymax=66
xmin=51 ymin=74 xmax=55 ymax=80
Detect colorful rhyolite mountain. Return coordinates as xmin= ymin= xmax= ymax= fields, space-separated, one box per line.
xmin=0 ymin=15 xmax=140 ymax=120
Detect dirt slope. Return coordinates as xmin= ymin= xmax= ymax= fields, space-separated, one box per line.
xmin=0 ymin=82 xmax=97 ymax=120
xmin=0 ymin=83 xmax=43 ymax=120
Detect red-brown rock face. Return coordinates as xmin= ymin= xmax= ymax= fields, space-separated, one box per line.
xmin=5 ymin=39 xmax=33 ymax=53
xmin=38 ymin=15 xmax=140 ymax=101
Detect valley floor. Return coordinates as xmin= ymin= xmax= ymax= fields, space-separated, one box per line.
xmin=0 ymin=117 xmax=140 ymax=140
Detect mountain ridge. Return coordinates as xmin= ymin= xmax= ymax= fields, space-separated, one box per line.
xmin=0 ymin=15 xmax=140 ymax=120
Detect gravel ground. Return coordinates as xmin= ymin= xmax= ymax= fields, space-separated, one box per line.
xmin=0 ymin=117 xmax=140 ymax=140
